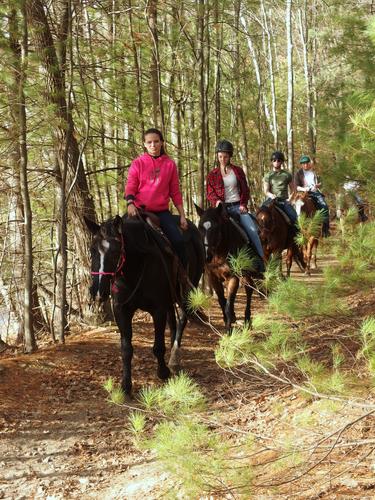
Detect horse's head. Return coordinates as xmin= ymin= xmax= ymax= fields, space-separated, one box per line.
xmin=256 ymin=206 xmax=274 ymax=242
xmin=195 ymin=203 xmax=228 ymax=262
xmin=84 ymin=215 xmax=124 ymax=302
xmin=290 ymin=191 xmax=307 ymax=216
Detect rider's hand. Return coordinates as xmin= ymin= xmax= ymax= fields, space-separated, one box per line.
xmin=215 ymin=200 xmax=223 ymax=207
xmin=269 ymin=193 xmax=276 ymax=200
xmin=180 ymin=215 xmax=188 ymax=231
xmin=239 ymin=205 xmax=248 ymax=214
xmin=127 ymin=203 xmax=138 ymax=217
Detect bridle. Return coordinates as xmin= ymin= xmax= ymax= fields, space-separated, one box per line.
xmin=90 ymin=226 xmax=146 ymax=305
xmin=91 ymin=232 xmax=126 ymax=279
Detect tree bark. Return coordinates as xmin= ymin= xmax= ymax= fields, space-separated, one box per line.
xmin=286 ymin=0 xmax=294 ymax=173
xmin=26 ymin=0 xmax=96 ymax=326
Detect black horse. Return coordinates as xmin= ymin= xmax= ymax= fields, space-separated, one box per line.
xmin=85 ymin=214 xmax=204 ymax=395
xmin=195 ymin=203 xmax=261 ymax=332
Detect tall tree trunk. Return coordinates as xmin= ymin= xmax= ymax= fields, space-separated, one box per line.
xmin=240 ymin=12 xmax=275 ymax=142
xmin=129 ymin=0 xmax=144 ymax=136
xmin=26 ymin=0 xmax=96 ymax=327
xmin=18 ymin=1 xmax=37 ymax=351
xmin=147 ymin=0 xmax=164 ymax=132
xmin=261 ymin=0 xmax=278 ymax=149
xmin=197 ymin=0 xmax=206 ymax=208
xmin=286 ymin=0 xmax=294 ymax=172
xmin=8 ymin=3 xmax=37 ymax=351
xmin=298 ymin=0 xmax=317 ymax=158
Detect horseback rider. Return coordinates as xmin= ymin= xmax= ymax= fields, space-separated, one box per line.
xmin=263 ymin=151 xmax=298 ymax=229
xmin=342 ymin=179 xmax=368 ymax=222
xmin=206 ymin=139 xmax=265 ymax=270
xmin=294 ymin=155 xmax=331 ymax=237
xmin=125 ymin=128 xmax=188 ymax=267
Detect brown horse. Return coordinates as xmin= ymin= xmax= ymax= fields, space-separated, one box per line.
xmin=290 ymin=191 xmax=320 ymax=275
xmin=195 ymin=204 xmax=262 ymax=332
xmin=256 ymin=200 xmax=306 ymax=276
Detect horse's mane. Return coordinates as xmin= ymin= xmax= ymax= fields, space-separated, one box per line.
xmin=120 ymin=216 xmax=157 ymax=254
xmin=203 ymin=207 xmax=248 ymax=255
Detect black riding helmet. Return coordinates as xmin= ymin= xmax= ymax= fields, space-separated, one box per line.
xmin=271 ymin=151 xmax=285 ymax=162
xmin=215 ymin=139 xmax=234 ymax=157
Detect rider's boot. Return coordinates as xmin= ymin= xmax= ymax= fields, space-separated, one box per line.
xmin=322 ymin=220 xmax=331 ymax=237
xmin=358 ymin=204 xmax=368 ymax=222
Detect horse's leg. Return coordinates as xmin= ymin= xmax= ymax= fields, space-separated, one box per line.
xmin=285 ymin=247 xmax=293 ymax=277
xmin=168 ymin=305 xmax=186 ymax=374
xmin=304 ymin=241 xmax=312 ymax=276
xmin=113 ymin=305 xmax=135 ymax=395
xmin=151 ymin=309 xmax=171 ymax=381
xmin=244 ymin=280 xmax=254 ymax=326
xmin=225 ymin=277 xmax=239 ymax=332
xmin=313 ymin=239 xmax=318 ymax=269
xmin=210 ymin=274 xmax=227 ymax=322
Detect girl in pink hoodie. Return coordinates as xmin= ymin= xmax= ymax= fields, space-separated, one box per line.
xmin=125 ymin=128 xmax=188 ymax=267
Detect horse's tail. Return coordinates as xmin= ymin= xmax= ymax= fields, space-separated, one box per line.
xmin=292 ymin=241 xmax=306 ymax=271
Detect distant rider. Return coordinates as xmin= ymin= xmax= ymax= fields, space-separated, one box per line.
xmin=294 ymin=155 xmax=330 ymax=237
xmin=262 ymin=151 xmax=298 ymax=228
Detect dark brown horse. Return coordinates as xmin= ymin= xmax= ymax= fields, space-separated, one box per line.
xmin=290 ymin=191 xmax=320 ymax=275
xmin=85 ymin=214 xmax=204 ymax=395
xmin=256 ymin=200 xmax=305 ymax=276
xmin=195 ymin=203 xmax=262 ymax=332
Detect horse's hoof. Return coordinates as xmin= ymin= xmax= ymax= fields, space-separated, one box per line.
xmin=157 ymin=366 xmax=171 ymax=380
xmin=122 ymin=383 xmax=133 ymax=398
xmin=168 ymin=363 xmax=181 ymax=375
xmin=168 ymin=347 xmax=182 ymax=374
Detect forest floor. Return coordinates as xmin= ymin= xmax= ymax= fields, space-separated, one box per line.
xmin=1 ymin=249 xmax=375 ymax=499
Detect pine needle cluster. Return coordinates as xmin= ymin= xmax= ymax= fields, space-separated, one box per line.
xmin=295 ymin=209 xmax=325 ymax=247
xmin=186 ymin=287 xmax=212 ymax=313
xmin=325 ymin=221 xmax=375 ymax=293
xmin=262 ymin=255 xmax=283 ymax=294
xmin=215 ymin=314 xmax=304 ymax=369
xmin=228 ymin=246 xmax=258 ymax=277
xmin=126 ymin=373 xmax=254 ymax=497
xmin=268 ymin=278 xmax=344 ymax=319
xmin=359 ymin=316 xmax=375 ymax=379
xmin=103 ymin=377 xmax=125 ymax=405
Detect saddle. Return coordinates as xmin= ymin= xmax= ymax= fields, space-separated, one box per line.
xmin=273 ymin=204 xmax=292 ymax=225
xmin=138 ymin=210 xmax=192 ymax=306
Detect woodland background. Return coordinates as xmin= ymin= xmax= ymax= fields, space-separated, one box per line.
xmin=1 ymin=0 xmax=375 ymax=350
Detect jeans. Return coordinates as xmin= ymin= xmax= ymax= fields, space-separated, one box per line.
xmin=263 ymin=198 xmax=298 ymax=225
xmin=153 ymin=210 xmax=187 ymax=268
xmin=309 ymin=192 xmax=329 ymax=222
xmin=226 ymin=204 xmax=264 ymax=258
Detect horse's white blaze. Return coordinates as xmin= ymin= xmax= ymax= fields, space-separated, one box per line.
xmin=295 ymin=199 xmax=304 ymax=216
xmin=203 ymin=221 xmax=211 ymax=257
xmin=97 ymin=239 xmax=110 ymax=296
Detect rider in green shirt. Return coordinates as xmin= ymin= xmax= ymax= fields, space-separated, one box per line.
xmin=262 ymin=151 xmax=298 ymax=225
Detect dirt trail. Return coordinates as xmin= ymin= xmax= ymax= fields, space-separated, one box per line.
xmin=1 ymin=253 xmax=375 ymax=499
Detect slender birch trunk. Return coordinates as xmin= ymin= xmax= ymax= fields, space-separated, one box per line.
xmin=286 ymin=0 xmax=294 ymax=173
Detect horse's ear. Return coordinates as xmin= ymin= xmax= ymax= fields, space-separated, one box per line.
xmin=216 ymin=202 xmax=228 ymax=218
xmin=113 ymin=215 xmax=123 ymax=234
xmin=84 ymin=216 xmax=100 ymax=235
xmin=194 ymin=203 xmax=204 ymax=217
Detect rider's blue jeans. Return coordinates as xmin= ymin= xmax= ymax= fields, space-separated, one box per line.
xmin=225 ymin=203 xmax=264 ymax=258
xmin=263 ymin=198 xmax=298 ymax=225
xmin=309 ymin=192 xmax=329 ymax=223
xmin=154 ymin=210 xmax=187 ymax=268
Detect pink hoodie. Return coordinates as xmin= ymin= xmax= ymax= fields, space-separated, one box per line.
xmin=125 ymin=153 xmax=183 ymax=212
